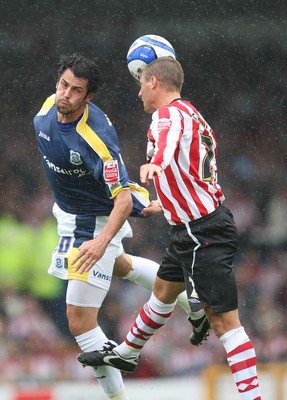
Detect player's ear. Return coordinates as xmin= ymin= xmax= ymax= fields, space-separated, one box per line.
xmin=151 ymin=76 xmax=157 ymax=88
xmin=85 ymin=92 xmax=94 ymax=102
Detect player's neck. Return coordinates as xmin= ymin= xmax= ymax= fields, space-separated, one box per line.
xmin=157 ymin=91 xmax=181 ymax=108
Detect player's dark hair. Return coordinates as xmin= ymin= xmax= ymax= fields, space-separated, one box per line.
xmin=56 ymin=53 xmax=103 ymax=94
xmin=143 ymin=57 xmax=184 ymax=92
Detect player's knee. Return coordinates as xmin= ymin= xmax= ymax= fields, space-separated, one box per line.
xmin=113 ymin=253 xmax=132 ymax=277
xmin=207 ymin=309 xmax=241 ymax=338
xmin=153 ymin=278 xmax=179 ymax=304
xmin=66 ymin=305 xmax=98 ymax=336
xmin=66 ymin=307 xmax=80 ymax=335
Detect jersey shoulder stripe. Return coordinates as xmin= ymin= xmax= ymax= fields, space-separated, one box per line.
xmin=36 ymin=94 xmax=56 ymax=116
xmin=128 ymin=181 xmax=151 ymax=218
xmin=128 ymin=181 xmax=150 ymax=205
xmin=76 ymin=105 xmax=113 ymax=163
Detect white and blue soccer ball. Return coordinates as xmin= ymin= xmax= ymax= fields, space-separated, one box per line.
xmin=127 ymin=34 xmax=176 ymax=81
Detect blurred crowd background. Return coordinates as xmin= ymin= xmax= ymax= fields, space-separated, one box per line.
xmin=1 ymin=0 xmax=287 ymax=384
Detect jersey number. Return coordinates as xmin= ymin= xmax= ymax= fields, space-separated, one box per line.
xmin=201 ymin=134 xmax=214 ymax=181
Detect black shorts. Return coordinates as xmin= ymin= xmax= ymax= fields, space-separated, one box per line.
xmin=157 ymin=204 xmax=238 ymax=313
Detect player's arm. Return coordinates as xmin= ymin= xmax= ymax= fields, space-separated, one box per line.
xmin=71 ymin=189 xmax=132 ymax=273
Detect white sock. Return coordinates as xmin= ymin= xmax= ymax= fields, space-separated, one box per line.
xmin=115 ymin=293 xmax=176 ymax=358
xmin=220 ymin=327 xmax=261 ymax=400
xmin=122 ymin=255 xmax=158 ymax=290
xmin=219 ymin=326 xmax=249 ymax=352
xmin=76 ymin=327 xmax=129 ymax=399
xmin=75 ymin=326 xmax=107 ymax=352
xmin=108 ymin=387 xmax=130 ymax=399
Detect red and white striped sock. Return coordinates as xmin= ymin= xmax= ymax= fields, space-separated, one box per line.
xmin=220 ymin=327 xmax=261 ymax=400
xmin=116 ymin=293 xmax=176 ymax=358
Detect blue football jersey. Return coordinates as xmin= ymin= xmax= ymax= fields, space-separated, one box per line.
xmin=34 ymin=95 xmax=139 ymax=216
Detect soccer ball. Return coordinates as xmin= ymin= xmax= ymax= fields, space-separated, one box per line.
xmin=127 ymin=34 xmax=176 ymax=81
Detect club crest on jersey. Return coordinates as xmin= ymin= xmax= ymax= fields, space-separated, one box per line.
xmin=104 ymin=160 xmax=119 ymax=183
xmin=70 ymin=150 xmax=83 ymax=165
xmin=158 ymin=118 xmax=172 ymax=133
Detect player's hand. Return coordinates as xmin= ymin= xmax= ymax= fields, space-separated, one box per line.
xmin=140 ymin=163 xmax=162 ymax=184
xmin=142 ymin=200 xmax=163 ymax=217
xmin=71 ymin=238 xmax=106 ymax=274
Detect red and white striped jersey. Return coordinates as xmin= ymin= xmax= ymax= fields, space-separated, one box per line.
xmin=147 ymin=98 xmax=225 ymax=225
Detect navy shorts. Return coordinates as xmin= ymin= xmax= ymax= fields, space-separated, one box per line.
xmin=157 ymin=204 xmax=238 ymax=313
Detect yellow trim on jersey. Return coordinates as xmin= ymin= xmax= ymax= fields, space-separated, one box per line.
xmin=76 ymin=104 xmax=128 ymax=199
xmin=67 ymin=247 xmax=89 ymax=282
xmin=76 ymin=105 xmax=113 ymax=163
xmin=112 ymin=186 xmax=130 ymax=197
xmin=36 ymin=94 xmax=55 ymax=116
xmin=128 ymin=182 xmax=150 ymax=206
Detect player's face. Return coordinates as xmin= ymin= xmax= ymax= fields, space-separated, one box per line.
xmin=138 ymin=74 xmax=157 ymax=113
xmin=55 ymin=69 xmax=93 ymax=122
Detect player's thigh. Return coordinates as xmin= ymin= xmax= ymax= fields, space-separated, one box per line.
xmin=156 ymin=247 xmax=186 ymax=303
xmin=187 ymin=206 xmax=238 ymax=313
xmin=66 ymin=280 xmax=107 ymax=335
xmin=66 ymin=279 xmax=108 ymax=307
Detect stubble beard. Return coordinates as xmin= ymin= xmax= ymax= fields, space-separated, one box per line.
xmin=56 ymin=99 xmax=73 ymax=116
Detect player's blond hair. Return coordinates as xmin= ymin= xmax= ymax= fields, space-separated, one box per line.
xmin=142 ymin=57 xmax=184 ymax=92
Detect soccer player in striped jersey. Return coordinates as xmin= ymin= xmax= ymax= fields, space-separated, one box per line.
xmin=34 ymin=54 xmax=202 ymax=400
xmin=77 ymin=57 xmax=262 ymax=400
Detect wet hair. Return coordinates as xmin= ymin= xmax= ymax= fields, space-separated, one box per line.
xmin=56 ymin=53 xmax=103 ymax=94
xmin=142 ymin=57 xmax=184 ymax=92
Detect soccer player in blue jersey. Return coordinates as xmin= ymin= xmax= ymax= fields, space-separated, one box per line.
xmin=34 ymin=54 xmax=205 ymax=400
